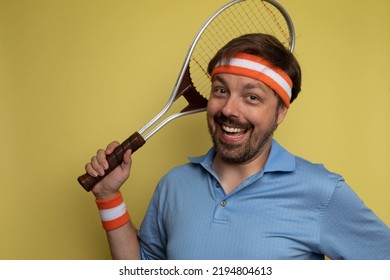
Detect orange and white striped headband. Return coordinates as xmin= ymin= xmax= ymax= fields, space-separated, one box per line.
xmin=211 ymin=53 xmax=293 ymax=108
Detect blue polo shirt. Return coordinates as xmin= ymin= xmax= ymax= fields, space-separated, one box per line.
xmin=138 ymin=140 xmax=390 ymax=259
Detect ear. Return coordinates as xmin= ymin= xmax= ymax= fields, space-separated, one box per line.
xmin=276 ymin=104 xmax=288 ymax=125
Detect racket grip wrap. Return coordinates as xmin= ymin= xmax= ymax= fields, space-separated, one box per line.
xmin=77 ymin=132 xmax=146 ymax=192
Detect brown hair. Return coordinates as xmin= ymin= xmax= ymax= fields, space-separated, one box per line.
xmin=207 ymin=33 xmax=302 ymax=104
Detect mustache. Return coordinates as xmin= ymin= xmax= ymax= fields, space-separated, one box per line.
xmin=214 ymin=113 xmax=253 ymax=130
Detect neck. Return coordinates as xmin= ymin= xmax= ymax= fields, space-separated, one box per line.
xmin=212 ymin=141 xmax=272 ymax=195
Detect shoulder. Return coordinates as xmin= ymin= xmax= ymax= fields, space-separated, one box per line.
xmin=160 ymin=148 xmax=215 ymax=183
xmin=155 ymin=160 xmax=208 ymax=197
xmin=162 ymin=162 xmax=203 ymax=181
xmin=295 ymin=155 xmax=342 ymax=182
xmin=269 ymin=140 xmax=344 ymax=186
xmin=268 ymin=141 xmax=345 ymax=205
xmin=287 ymin=155 xmax=347 ymax=210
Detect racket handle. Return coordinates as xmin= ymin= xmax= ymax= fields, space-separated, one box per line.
xmin=77 ymin=132 xmax=146 ymax=192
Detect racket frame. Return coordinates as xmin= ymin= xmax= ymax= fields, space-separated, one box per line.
xmin=78 ymin=0 xmax=295 ymax=191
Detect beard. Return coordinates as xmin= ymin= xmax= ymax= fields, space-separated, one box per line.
xmin=208 ymin=111 xmax=278 ymax=164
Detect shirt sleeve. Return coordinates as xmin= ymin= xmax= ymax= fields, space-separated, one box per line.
xmin=319 ymin=180 xmax=390 ymax=259
xmin=138 ymin=181 xmax=168 ymax=260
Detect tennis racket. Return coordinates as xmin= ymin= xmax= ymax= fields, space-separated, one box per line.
xmin=78 ymin=0 xmax=295 ymax=191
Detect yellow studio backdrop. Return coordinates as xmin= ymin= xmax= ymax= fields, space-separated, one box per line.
xmin=0 ymin=0 xmax=389 ymax=259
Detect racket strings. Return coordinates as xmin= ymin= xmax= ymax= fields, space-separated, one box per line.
xmin=189 ymin=0 xmax=292 ymax=98
xmin=261 ymin=4 xmax=290 ymax=45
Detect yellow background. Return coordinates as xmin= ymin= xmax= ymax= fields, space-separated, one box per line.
xmin=1 ymin=0 xmax=389 ymax=259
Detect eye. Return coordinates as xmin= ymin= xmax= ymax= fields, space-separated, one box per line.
xmin=245 ymin=94 xmax=262 ymax=104
xmin=212 ymin=86 xmax=228 ymax=97
xmin=216 ymin=87 xmax=227 ymax=94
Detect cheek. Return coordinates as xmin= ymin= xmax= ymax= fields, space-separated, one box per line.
xmin=206 ymin=104 xmax=215 ymax=127
xmin=246 ymin=109 xmax=277 ymax=129
xmin=206 ymin=98 xmax=219 ymax=118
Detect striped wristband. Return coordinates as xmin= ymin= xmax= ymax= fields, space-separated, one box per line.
xmin=96 ymin=192 xmax=130 ymax=231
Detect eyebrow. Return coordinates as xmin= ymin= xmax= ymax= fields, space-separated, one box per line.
xmin=212 ymin=75 xmax=227 ymax=85
xmin=213 ymin=75 xmax=270 ymax=92
xmin=243 ymin=82 xmax=269 ymax=92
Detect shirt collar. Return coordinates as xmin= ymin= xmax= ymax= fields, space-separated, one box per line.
xmin=189 ymin=139 xmax=295 ymax=173
xmin=263 ymin=139 xmax=295 ymax=172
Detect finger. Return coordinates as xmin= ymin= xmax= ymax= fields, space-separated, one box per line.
xmin=123 ymin=149 xmax=133 ymax=165
xmin=106 ymin=141 xmax=120 ymax=155
xmin=96 ymin=148 xmax=109 ymax=170
xmin=85 ymin=162 xmax=98 ymax=177
xmin=119 ymin=149 xmax=132 ymax=180
xmin=91 ymin=155 xmax=105 ymax=176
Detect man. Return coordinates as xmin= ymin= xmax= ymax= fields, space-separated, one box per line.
xmin=85 ymin=33 xmax=390 ymax=260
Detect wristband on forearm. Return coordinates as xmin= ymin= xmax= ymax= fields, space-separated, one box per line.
xmin=95 ymin=192 xmax=130 ymax=231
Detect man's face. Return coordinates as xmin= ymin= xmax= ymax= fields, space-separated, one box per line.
xmin=207 ymin=73 xmax=287 ymax=164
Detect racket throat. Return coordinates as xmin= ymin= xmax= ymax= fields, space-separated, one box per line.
xmin=175 ymin=66 xmax=208 ymax=113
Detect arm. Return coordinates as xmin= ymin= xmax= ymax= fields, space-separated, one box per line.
xmin=319 ymin=180 xmax=390 ymax=259
xmin=85 ymin=141 xmax=140 ymax=259
xmin=106 ymin=221 xmax=140 ymax=259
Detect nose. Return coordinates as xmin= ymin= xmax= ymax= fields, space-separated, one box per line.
xmin=221 ymin=95 xmax=241 ymax=118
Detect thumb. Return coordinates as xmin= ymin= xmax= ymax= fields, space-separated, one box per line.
xmin=121 ymin=149 xmax=133 ymax=170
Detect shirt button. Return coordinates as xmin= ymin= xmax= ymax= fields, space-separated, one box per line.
xmin=216 ymin=183 xmax=220 ymax=188
xmin=220 ymin=200 xmax=227 ymax=207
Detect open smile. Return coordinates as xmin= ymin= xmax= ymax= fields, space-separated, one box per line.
xmin=220 ymin=124 xmax=249 ymax=141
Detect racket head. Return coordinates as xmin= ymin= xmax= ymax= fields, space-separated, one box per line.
xmin=188 ymin=0 xmax=295 ymax=99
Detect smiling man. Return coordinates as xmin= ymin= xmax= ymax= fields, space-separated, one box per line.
xmin=84 ymin=34 xmax=390 ymax=260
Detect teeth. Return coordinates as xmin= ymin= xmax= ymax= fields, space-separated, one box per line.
xmin=222 ymin=125 xmax=243 ymax=133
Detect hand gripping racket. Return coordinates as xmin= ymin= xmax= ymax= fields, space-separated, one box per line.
xmin=78 ymin=0 xmax=295 ymax=191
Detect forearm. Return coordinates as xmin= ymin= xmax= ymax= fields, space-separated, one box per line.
xmin=106 ymin=221 xmax=141 ymax=260
xmin=84 ymin=142 xmax=141 ymax=259
xmin=95 ymin=191 xmax=140 ymax=259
